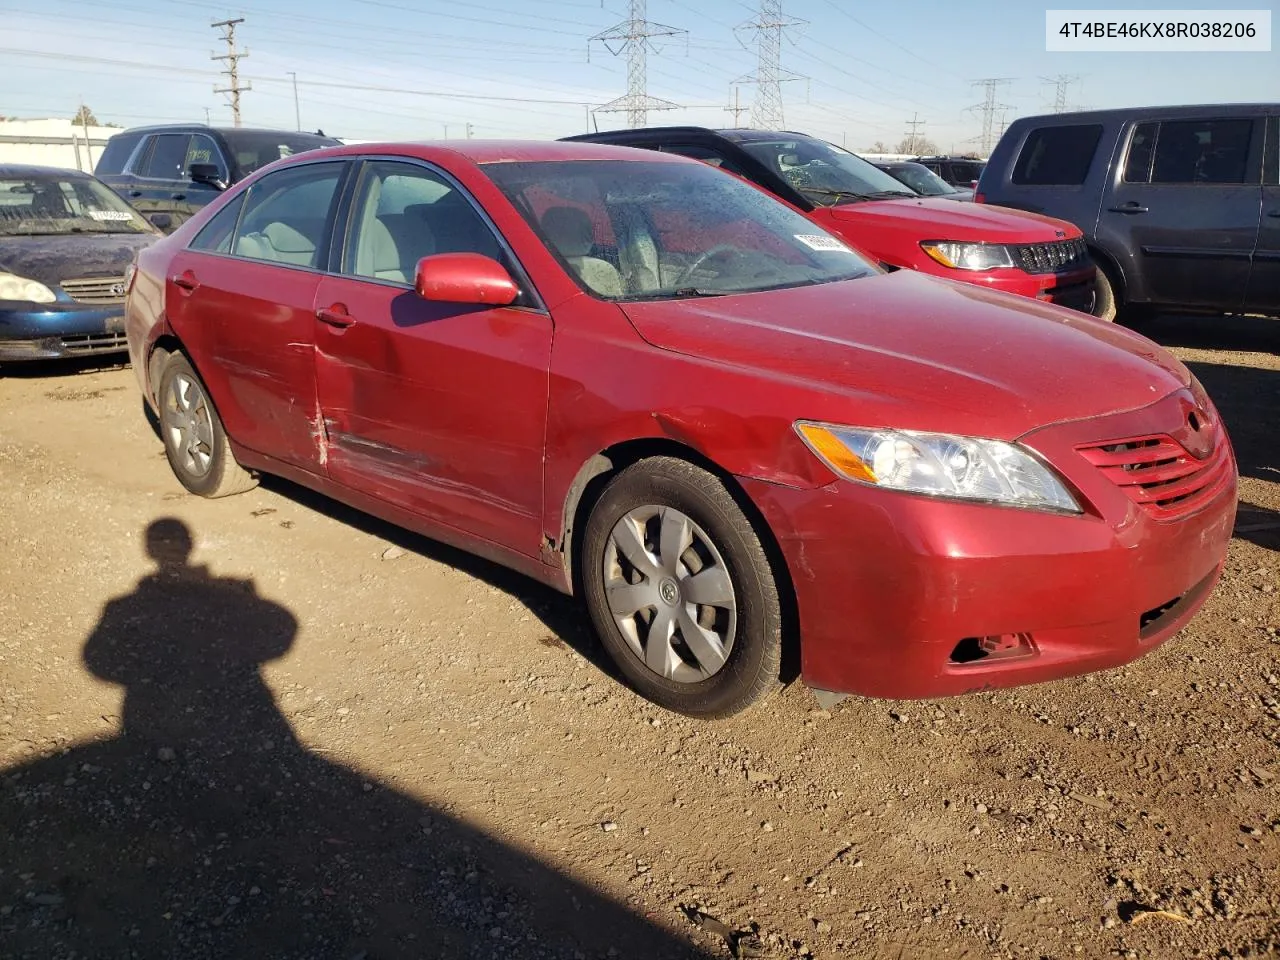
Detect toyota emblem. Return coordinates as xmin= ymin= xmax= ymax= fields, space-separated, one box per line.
xmin=109 ymin=282 xmax=126 ymax=297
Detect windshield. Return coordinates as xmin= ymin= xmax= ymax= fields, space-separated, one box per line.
xmin=881 ymin=163 xmax=955 ymax=196
xmin=737 ymin=138 xmax=916 ymax=206
xmin=484 ymin=159 xmax=876 ymax=301
xmin=223 ymin=130 xmax=340 ymax=178
xmin=0 ymin=175 xmax=154 ymax=235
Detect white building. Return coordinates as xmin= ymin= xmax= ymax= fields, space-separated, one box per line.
xmin=0 ymin=118 xmax=122 ymax=173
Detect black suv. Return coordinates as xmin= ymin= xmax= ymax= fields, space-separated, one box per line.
xmin=977 ymin=104 xmax=1279 ymax=319
xmin=910 ymin=156 xmax=986 ymax=188
xmin=95 ymin=125 xmax=340 ymax=232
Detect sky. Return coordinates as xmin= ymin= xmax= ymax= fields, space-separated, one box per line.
xmin=1 ymin=0 xmax=1275 ymax=153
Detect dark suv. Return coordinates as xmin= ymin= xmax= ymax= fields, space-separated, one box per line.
xmin=95 ymin=125 xmax=340 ymax=232
xmin=911 ymin=156 xmax=986 ymax=188
xmin=977 ymin=104 xmax=1279 ymax=319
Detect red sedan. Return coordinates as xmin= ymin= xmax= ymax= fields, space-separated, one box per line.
xmin=124 ymin=141 xmax=1237 ymax=717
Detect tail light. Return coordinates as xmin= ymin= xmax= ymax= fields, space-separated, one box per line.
xmin=973 ymin=193 xmax=986 ymax=204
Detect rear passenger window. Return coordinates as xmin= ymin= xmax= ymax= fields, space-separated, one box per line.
xmin=190 ymin=194 xmax=245 ymax=254
xmin=1151 ymin=118 xmax=1253 ymax=184
xmin=1123 ymin=122 xmax=1158 ymax=182
xmin=233 ymin=163 xmax=342 ymax=268
xmin=95 ymin=133 xmax=142 ymax=176
xmin=1012 ymin=125 xmax=1103 ymax=185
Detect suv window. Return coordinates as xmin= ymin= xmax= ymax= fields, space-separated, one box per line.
xmin=95 ymin=133 xmax=143 ymax=176
xmin=139 ymin=134 xmax=194 ymax=180
xmin=232 ymin=162 xmax=343 ymax=268
xmin=949 ymin=161 xmax=984 ymax=183
xmin=1150 ymin=118 xmax=1253 ymax=184
xmin=345 ymin=161 xmax=503 ymax=283
xmin=1123 ymin=122 xmax=1158 ymax=183
xmin=184 ymin=134 xmax=227 ymax=181
xmin=1013 ymin=125 xmax=1103 ymax=185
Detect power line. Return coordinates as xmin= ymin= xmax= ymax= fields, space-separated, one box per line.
xmin=1041 ymin=73 xmax=1082 ymax=113
xmin=589 ymin=0 xmax=687 ymax=129
xmin=735 ymin=0 xmax=806 ymax=130
xmin=724 ymin=86 xmax=748 ymax=125
xmin=902 ymin=112 xmax=927 ymax=153
xmin=966 ymin=78 xmax=1014 ymax=156
xmin=211 ymin=18 xmax=250 ymax=128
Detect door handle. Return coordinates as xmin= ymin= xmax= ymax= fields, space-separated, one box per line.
xmin=128 ymin=190 xmax=143 ymax=198
xmin=1267 ymin=210 xmax=1280 ymax=218
xmin=171 ymin=270 xmax=199 ymax=292
xmin=171 ymin=193 xmax=186 ymax=201
xmin=1107 ymin=202 xmax=1149 ymax=214
xmin=316 ymin=304 xmax=355 ymax=329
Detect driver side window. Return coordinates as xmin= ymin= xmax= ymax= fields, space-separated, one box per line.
xmin=344 ymin=160 xmax=506 ymax=285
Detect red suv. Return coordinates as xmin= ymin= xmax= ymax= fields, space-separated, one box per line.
xmin=125 ymin=141 xmax=1234 ymax=717
xmin=565 ymin=128 xmax=1104 ymax=318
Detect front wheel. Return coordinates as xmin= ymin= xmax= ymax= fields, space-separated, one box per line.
xmin=157 ymin=353 xmax=257 ymax=499
xmin=1091 ymin=267 xmax=1117 ymax=322
xmin=581 ymin=457 xmax=783 ymax=718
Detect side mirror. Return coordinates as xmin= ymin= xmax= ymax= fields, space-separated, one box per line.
xmin=147 ymin=212 xmax=173 ymax=231
xmin=414 ymin=253 xmax=519 ymax=306
xmin=188 ymin=163 xmax=227 ymax=190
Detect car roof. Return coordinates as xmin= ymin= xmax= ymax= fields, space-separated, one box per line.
xmin=1007 ymin=102 xmax=1280 ymax=127
xmin=911 ymin=155 xmax=985 ymax=162
xmin=111 ymin=124 xmax=338 ymax=139
xmin=564 ymin=126 xmax=824 ymax=145
xmin=285 ymin=139 xmax=691 ymax=165
xmin=0 ymin=163 xmax=93 ymax=179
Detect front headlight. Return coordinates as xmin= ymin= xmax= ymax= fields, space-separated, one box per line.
xmin=0 ymin=272 xmax=56 ymax=303
xmin=920 ymin=241 xmax=1016 ymax=271
xmin=796 ymin=421 xmax=1082 ymax=514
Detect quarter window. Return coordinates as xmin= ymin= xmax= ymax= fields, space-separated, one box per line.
xmin=1150 ymin=118 xmax=1253 ymax=184
xmin=232 ymin=163 xmax=342 ymax=268
xmin=190 ymin=194 xmax=246 ymax=254
xmin=1012 ymin=124 xmax=1103 ymax=185
xmin=344 ymin=161 xmax=504 ymax=284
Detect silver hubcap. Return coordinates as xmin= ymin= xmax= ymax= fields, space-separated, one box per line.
xmin=162 ymin=373 xmax=215 ymax=478
xmin=602 ymin=506 xmax=737 ymax=683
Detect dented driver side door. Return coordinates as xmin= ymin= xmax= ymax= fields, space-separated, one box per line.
xmin=310 ymin=158 xmax=552 ymax=556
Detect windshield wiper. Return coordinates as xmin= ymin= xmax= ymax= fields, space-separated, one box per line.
xmin=623 ymin=287 xmax=732 ymax=301
xmin=804 ymin=188 xmax=871 ymax=203
xmin=864 ymin=190 xmax=917 ymax=199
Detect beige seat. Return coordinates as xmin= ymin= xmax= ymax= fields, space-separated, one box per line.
xmin=538 ymin=206 xmax=622 ymax=297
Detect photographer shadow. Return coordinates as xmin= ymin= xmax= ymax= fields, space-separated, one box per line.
xmin=0 ymin=518 xmax=710 ymax=960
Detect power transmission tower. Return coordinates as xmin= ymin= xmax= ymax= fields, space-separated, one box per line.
xmin=724 ymin=87 xmax=748 ymax=126
xmin=589 ymin=0 xmax=685 ymax=129
xmin=1040 ymin=74 xmax=1081 ymax=113
xmin=903 ymin=112 xmax=927 ymax=154
xmin=212 ymin=18 xmax=250 ymax=128
xmin=735 ymin=0 xmax=806 ymax=130
xmin=966 ymin=78 xmax=1013 ymax=157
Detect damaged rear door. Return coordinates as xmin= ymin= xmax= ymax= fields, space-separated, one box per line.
xmin=311 ymin=157 xmax=552 ymax=555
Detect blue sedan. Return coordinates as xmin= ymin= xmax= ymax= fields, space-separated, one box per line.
xmin=0 ymin=164 xmax=159 ymax=362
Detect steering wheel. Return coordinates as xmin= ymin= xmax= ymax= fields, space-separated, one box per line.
xmin=673 ymin=244 xmax=743 ymax=287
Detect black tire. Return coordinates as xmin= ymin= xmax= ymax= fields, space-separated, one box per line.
xmin=156 ymin=352 xmax=257 ymax=499
xmin=580 ymin=456 xmax=782 ymax=718
xmin=1092 ymin=266 xmax=1117 ymax=322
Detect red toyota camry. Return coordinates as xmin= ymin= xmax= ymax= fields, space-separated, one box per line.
xmin=124 ymin=141 xmax=1237 ymax=717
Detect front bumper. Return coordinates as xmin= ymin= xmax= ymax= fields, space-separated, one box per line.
xmin=975 ymin=265 xmax=1099 ymax=315
xmin=0 ymin=303 xmax=127 ymax=361
xmin=743 ymin=390 xmax=1237 ymax=700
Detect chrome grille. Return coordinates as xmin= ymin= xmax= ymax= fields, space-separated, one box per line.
xmin=59 ymin=276 xmax=128 ymax=304
xmin=1012 ymin=238 xmax=1090 ymax=275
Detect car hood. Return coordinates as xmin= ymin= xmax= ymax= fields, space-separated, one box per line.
xmin=0 ymin=233 xmax=157 ymax=287
xmin=826 ymin=196 xmax=1077 ymax=242
xmin=619 ymin=270 xmax=1190 ymax=441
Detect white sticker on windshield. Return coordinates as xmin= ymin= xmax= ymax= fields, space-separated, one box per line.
xmin=795 ymin=233 xmax=852 ymax=252
xmin=87 ymin=210 xmax=133 ymax=221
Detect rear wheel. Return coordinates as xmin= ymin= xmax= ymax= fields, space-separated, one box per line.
xmin=581 ymin=457 xmax=782 ymax=718
xmin=1092 ymin=266 xmax=1117 ymax=322
xmin=157 ymin=353 xmax=257 ymax=499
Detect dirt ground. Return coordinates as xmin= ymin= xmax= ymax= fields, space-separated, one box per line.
xmin=1 ymin=314 xmax=1277 ymax=960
